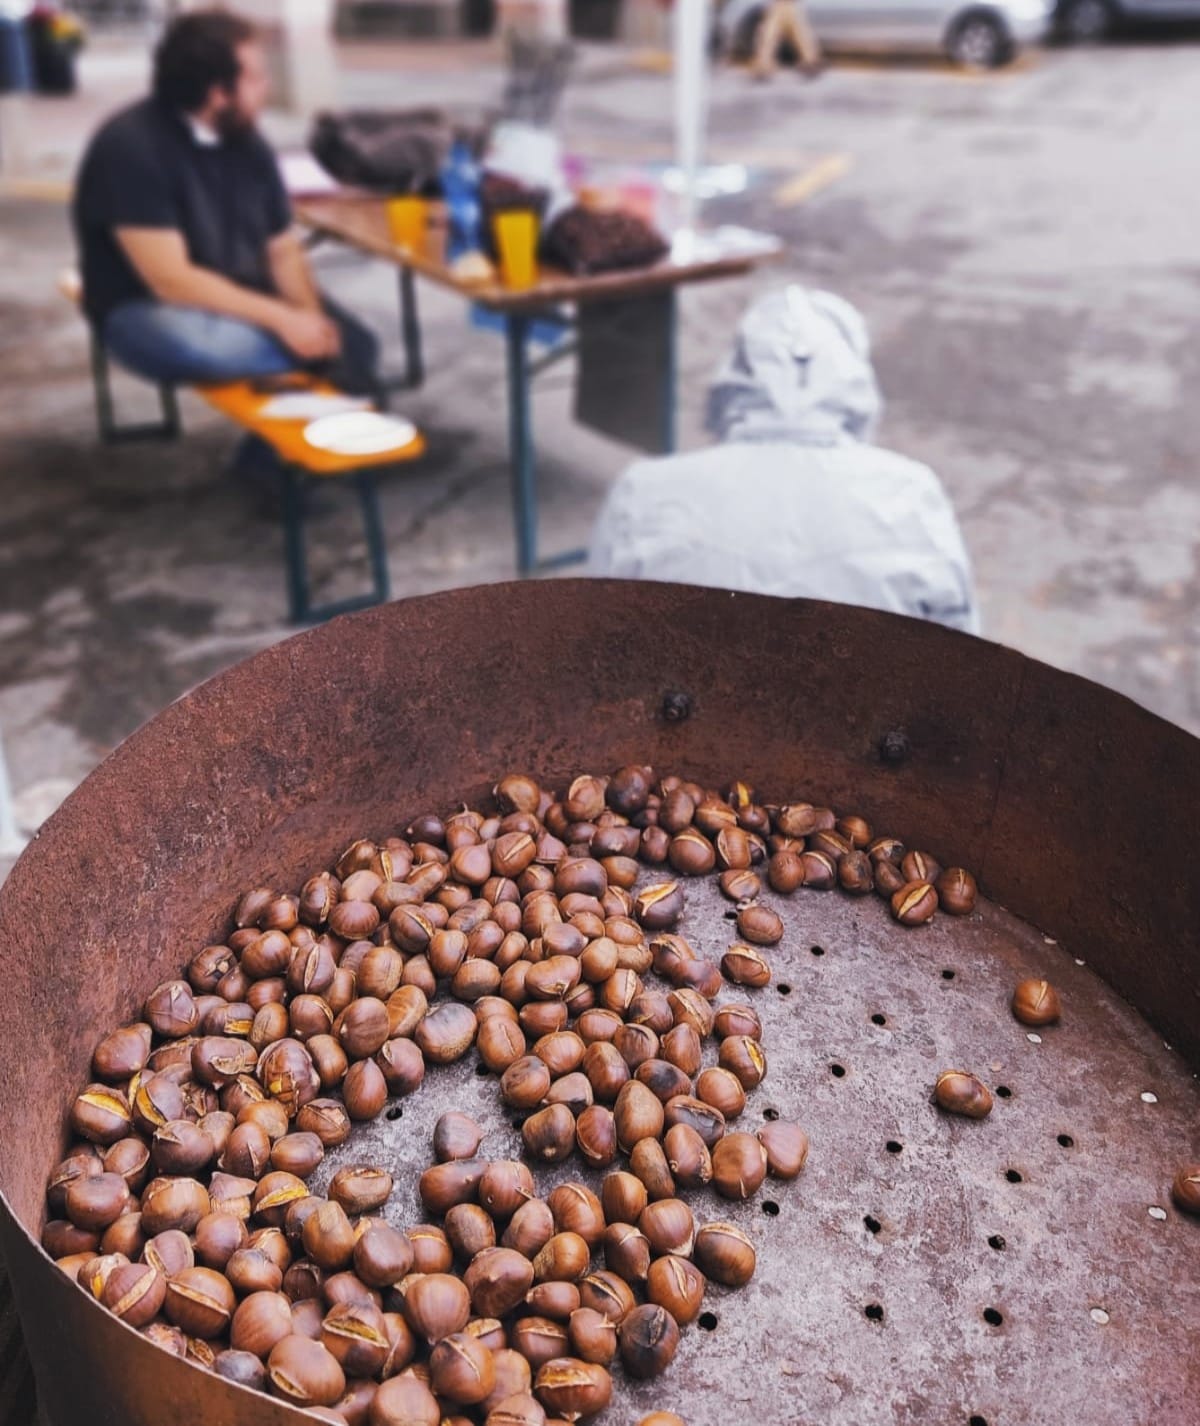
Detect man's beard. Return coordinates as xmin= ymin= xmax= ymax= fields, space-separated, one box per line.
xmin=213 ymin=100 xmax=254 ymax=141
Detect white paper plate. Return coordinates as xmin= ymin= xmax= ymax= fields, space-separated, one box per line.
xmin=303 ymin=412 xmax=418 ymax=456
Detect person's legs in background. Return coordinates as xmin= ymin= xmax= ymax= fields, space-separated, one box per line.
xmin=753 ymin=0 xmax=822 ymax=78
xmin=785 ymin=0 xmax=823 ymax=74
xmin=105 ymin=298 xmax=383 ymax=398
xmin=103 ymin=298 xmax=384 ymax=500
xmin=319 ymin=298 xmax=383 ymax=402
xmin=102 ymin=301 xmax=298 ymax=386
xmin=102 ymin=301 xmax=300 ymax=503
xmin=753 ymin=0 xmax=787 ymax=79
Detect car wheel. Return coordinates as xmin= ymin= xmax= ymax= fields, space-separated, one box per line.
xmin=947 ymin=11 xmax=1012 ymax=68
xmin=1058 ymin=0 xmax=1113 ymax=42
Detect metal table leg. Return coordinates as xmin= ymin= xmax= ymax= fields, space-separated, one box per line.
xmin=662 ymin=287 xmax=679 ymax=455
xmin=399 ymin=267 xmax=424 ymax=390
xmin=506 ymin=314 xmax=537 ymax=576
xmin=505 ymin=313 xmax=588 ymax=577
xmin=282 ymin=466 xmax=392 ymax=625
xmin=92 ymin=336 xmax=182 ymax=445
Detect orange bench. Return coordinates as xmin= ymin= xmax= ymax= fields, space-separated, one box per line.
xmin=58 ymin=272 xmax=423 ymax=623
xmin=200 ymin=379 xmax=425 ymax=623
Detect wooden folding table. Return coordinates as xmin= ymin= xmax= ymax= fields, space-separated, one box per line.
xmin=295 ymin=194 xmax=783 ymax=574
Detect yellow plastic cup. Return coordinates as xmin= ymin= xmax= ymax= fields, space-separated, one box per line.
xmin=494 ymin=210 xmax=539 ymax=290
xmin=386 ymin=195 xmax=427 ymax=252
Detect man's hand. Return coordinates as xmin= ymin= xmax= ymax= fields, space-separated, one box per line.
xmin=273 ymin=307 xmax=341 ymax=363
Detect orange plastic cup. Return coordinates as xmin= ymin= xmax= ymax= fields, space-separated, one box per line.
xmin=386 ymin=195 xmax=427 ymax=252
xmin=494 ymin=210 xmax=539 ymax=290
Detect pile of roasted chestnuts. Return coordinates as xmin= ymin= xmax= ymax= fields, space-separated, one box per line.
xmin=42 ymin=767 xmax=1200 ymax=1425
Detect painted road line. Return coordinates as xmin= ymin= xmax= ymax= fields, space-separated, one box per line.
xmin=774 ymin=152 xmax=853 ymax=207
xmin=826 ymin=50 xmax=1041 ymax=79
xmin=0 ymin=177 xmax=72 ymax=202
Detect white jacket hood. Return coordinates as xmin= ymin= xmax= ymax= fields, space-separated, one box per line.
xmin=705 ymin=286 xmax=883 ymax=447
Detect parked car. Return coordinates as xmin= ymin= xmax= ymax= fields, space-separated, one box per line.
xmin=1055 ymin=0 xmax=1200 ymax=42
xmin=714 ymin=0 xmax=1053 ymax=68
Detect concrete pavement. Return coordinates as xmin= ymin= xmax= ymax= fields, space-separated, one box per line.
xmin=2 ymin=29 xmax=1199 ymax=856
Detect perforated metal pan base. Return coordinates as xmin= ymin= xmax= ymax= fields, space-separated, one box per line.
xmin=328 ymin=872 xmax=1200 ymax=1426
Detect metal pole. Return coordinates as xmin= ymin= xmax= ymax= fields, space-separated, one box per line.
xmin=399 ymin=267 xmax=424 ymax=390
xmin=506 ymin=314 xmax=537 ymax=576
xmin=0 ymin=730 xmax=26 ymax=857
xmin=673 ymin=0 xmax=711 ymax=236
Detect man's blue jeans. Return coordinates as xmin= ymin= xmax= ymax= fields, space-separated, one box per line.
xmin=103 ymin=298 xmax=381 ymax=398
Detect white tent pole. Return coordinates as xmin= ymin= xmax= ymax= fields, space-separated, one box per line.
xmin=673 ymin=0 xmax=710 ymax=234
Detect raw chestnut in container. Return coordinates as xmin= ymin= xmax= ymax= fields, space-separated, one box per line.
xmin=511 ymin=1316 xmax=571 ymax=1370
xmin=446 ymin=1203 xmax=496 ymax=1260
xmin=933 ymin=1070 xmax=994 ymax=1119
xmin=639 ymin=1199 xmax=695 ymax=1257
xmin=577 ymin=1270 xmax=636 ymax=1325
xmin=523 ymin=1104 xmax=577 ymax=1164
xmin=486 ymin=1394 xmax=545 ymax=1426
xmin=645 ymin=1255 xmax=705 ymax=1325
xmin=372 ymin=1375 xmax=442 ymax=1426
xmin=693 ymin=1222 xmax=756 ymax=1287
xmin=602 ymin=1222 xmax=652 ymax=1284
xmin=533 ymin=1232 xmax=591 ymax=1284
xmin=267 ymin=1333 xmax=346 ymax=1408
xmin=663 ymin=1124 xmax=712 ymax=1190
xmin=618 ymin=1304 xmax=680 ymax=1379
xmin=465 ymin=1247 xmax=535 ymax=1317
xmin=534 ymin=1358 xmax=613 ymax=1419
xmin=101 ymin=1262 xmax=165 ymax=1327
xmin=891 ymin=881 xmax=938 ymax=926
xmin=1011 ymin=978 xmax=1062 ymax=1026
xmin=430 ymin=1330 xmax=497 ymax=1405
xmin=720 ymin=944 xmax=771 ymax=988
xmin=569 ymin=1307 xmax=618 ymax=1365
xmin=600 ymin=1172 xmax=648 ymax=1226
xmin=935 ymin=867 xmax=977 ymax=915
xmin=164 ymin=1265 xmax=237 ymax=1338
xmin=1171 ymin=1164 xmax=1200 ymax=1215
xmin=354 ymin=1220 xmax=414 ymax=1288
xmin=214 ymin=1349 xmax=267 ymax=1391
xmin=629 ymin=1138 xmax=675 ymax=1202
xmin=711 ymin=1132 xmax=768 ymax=1201
xmin=757 ymin=1121 xmax=810 ymax=1179
xmin=230 ymin=1290 xmax=293 ymax=1358
xmin=403 ymin=1272 xmax=472 ymax=1345
xmin=330 ymin=1165 xmax=393 ymax=1214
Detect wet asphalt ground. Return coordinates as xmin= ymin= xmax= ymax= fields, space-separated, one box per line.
xmin=1 ymin=25 xmax=1199 ymax=849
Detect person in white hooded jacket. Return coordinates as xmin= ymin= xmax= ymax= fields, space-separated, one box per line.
xmin=588 ymin=286 xmax=981 ymax=635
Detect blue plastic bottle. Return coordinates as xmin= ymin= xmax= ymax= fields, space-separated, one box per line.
xmin=442 ymin=137 xmax=482 ymax=261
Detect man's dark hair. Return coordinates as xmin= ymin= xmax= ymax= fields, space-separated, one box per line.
xmin=152 ymin=9 xmax=256 ymax=112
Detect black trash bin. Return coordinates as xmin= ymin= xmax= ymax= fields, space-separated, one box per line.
xmin=27 ymin=7 xmax=82 ymax=94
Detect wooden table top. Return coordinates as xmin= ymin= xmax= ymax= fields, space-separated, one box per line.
xmin=294 ymin=193 xmax=785 ymax=314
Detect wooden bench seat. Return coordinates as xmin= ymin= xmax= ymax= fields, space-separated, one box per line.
xmin=58 ymin=270 xmax=422 ymax=623
xmin=200 ymin=377 xmax=424 ymax=622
